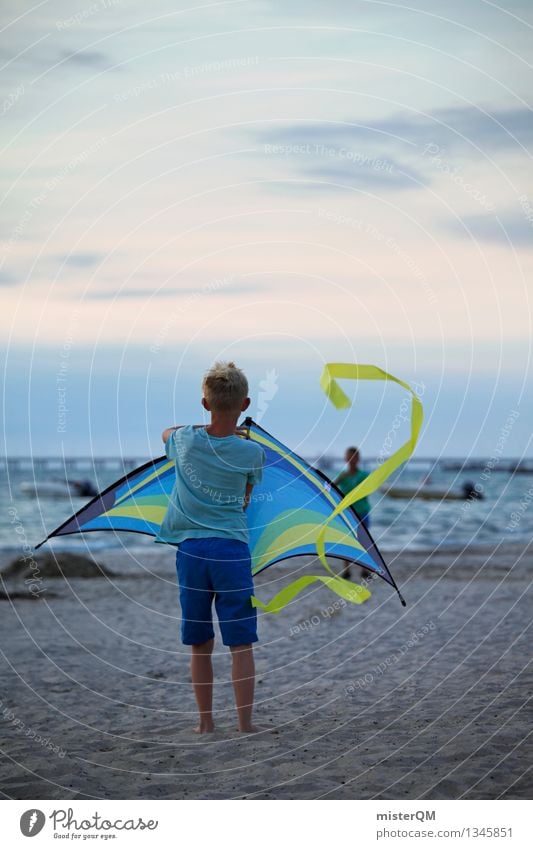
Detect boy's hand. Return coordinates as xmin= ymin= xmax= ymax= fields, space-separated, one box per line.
xmin=162 ymin=426 xmax=181 ymax=443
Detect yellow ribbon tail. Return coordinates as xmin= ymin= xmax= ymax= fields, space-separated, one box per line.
xmin=252 ymin=362 xmax=423 ymax=613
xmin=252 ymin=576 xmax=371 ymax=614
xmin=316 ymin=363 xmax=424 ymax=574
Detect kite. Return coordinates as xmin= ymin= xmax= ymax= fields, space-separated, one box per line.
xmin=36 ymin=363 xmax=423 ymax=613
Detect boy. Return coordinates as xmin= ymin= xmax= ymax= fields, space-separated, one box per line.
xmin=335 ymin=446 xmax=371 ymax=581
xmin=156 ymin=362 xmax=265 ymax=734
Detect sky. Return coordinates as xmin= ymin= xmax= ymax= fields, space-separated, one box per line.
xmin=1 ymin=0 xmax=532 ymax=458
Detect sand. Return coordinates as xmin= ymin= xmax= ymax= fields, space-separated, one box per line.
xmin=0 ymin=541 xmax=531 ymax=800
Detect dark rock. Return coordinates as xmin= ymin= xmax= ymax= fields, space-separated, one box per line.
xmin=0 ymin=589 xmax=58 ymax=601
xmin=2 ymin=551 xmax=115 ymax=580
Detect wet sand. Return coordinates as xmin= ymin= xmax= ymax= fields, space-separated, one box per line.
xmin=1 ymin=541 xmax=531 ymax=800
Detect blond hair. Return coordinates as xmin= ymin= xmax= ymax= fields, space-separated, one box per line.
xmin=202 ymin=361 xmax=249 ymax=411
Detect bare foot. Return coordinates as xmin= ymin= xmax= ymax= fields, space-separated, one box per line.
xmin=194 ymin=722 xmax=215 ymax=734
xmin=237 ymin=724 xmax=270 ymax=734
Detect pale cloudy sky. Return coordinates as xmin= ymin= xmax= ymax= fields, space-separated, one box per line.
xmin=1 ymin=0 xmax=532 ymax=457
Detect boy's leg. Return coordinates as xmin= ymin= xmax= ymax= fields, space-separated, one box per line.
xmin=191 ymin=638 xmax=215 ymax=733
xmin=230 ymin=643 xmax=257 ymax=732
xmin=176 ymin=541 xmax=216 ymax=732
xmin=209 ymin=539 xmax=261 ymax=731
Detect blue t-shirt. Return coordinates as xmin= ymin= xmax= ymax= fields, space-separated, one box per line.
xmin=155 ymin=425 xmax=266 ymax=545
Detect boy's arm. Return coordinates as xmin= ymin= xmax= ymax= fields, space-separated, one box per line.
xmin=243 ymin=446 xmax=265 ymax=509
xmin=162 ymin=426 xmax=181 ymax=443
xmin=243 ymin=482 xmax=253 ymax=510
xmin=161 ymin=424 xmax=207 ymax=443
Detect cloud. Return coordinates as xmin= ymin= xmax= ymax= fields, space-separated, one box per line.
xmin=250 ymin=106 xmax=532 ymax=195
xmin=430 ymin=107 xmax=533 ymax=152
xmin=447 ymin=211 xmax=533 ymax=246
xmin=303 ymin=159 xmax=426 ymax=191
xmin=57 ymin=49 xmax=114 ymax=70
xmin=256 ymin=106 xmax=533 ymax=157
xmin=83 ymin=282 xmax=261 ymax=300
xmin=258 ymin=135 xmax=427 ymax=193
xmin=54 ymin=252 xmax=105 ymax=268
xmin=0 ymin=46 xmax=115 ymax=74
xmin=0 ymin=269 xmax=18 ymax=286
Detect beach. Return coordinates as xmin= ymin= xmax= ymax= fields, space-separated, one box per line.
xmin=1 ymin=541 xmax=531 ymax=800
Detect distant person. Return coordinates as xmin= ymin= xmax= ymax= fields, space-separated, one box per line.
xmin=71 ymin=479 xmax=97 ymax=497
xmin=335 ymin=446 xmax=371 ymax=581
xmin=462 ymin=480 xmax=484 ymax=500
xmin=157 ymin=361 xmax=265 ymax=734
xmin=61 ymin=478 xmax=97 ymax=497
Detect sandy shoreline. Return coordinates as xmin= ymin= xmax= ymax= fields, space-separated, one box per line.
xmin=1 ymin=541 xmax=531 ymax=800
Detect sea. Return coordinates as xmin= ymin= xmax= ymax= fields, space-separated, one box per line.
xmin=1 ymin=455 xmax=532 ymax=559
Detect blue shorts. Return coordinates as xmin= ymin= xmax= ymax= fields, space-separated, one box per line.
xmin=176 ymin=537 xmax=258 ymax=647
